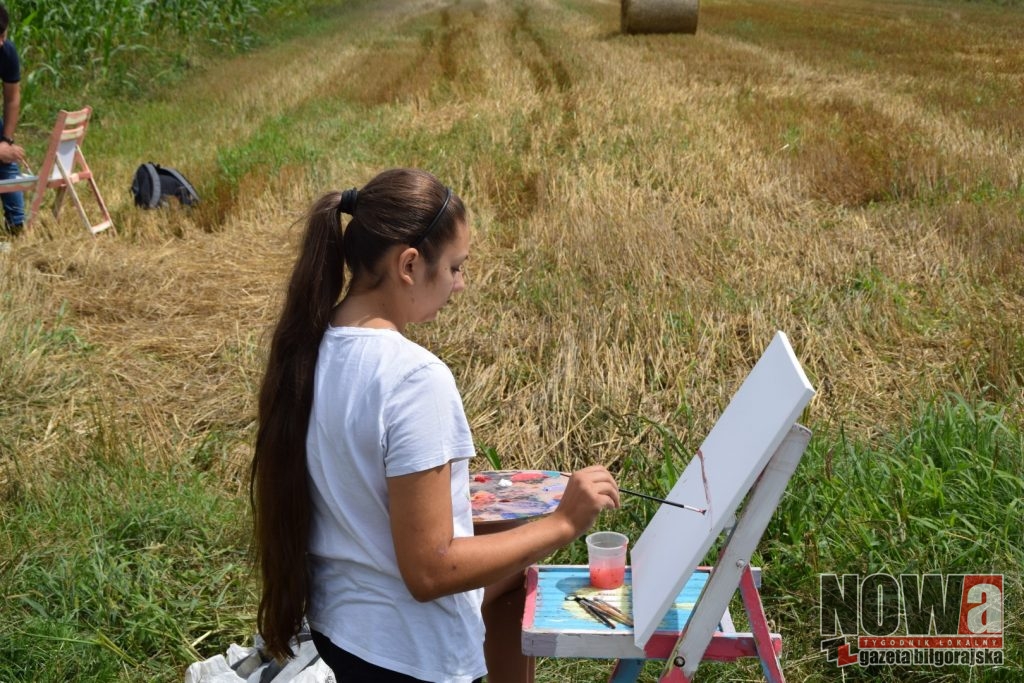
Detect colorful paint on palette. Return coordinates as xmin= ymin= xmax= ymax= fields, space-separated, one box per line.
xmin=470 ymin=470 xmax=568 ymax=524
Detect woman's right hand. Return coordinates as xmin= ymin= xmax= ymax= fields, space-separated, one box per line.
xmin=550 ymin=465 xmax=620 ymax=539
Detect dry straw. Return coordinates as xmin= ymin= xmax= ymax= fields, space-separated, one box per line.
xmin=2 ymin=0 xmax=1022 ymax=492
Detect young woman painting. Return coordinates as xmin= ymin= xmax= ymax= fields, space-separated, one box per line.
xmin=251 ymin=168 xmax=619 ymax=682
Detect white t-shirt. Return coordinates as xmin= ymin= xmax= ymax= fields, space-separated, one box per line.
xmin=305 ymin=326 xmax=486 ymax=683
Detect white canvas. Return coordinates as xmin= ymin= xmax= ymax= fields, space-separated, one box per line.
xmin=50 ymin=139 xmax=79 ymax=181
xmin=630 ymin=331 xmax=815 ymax=647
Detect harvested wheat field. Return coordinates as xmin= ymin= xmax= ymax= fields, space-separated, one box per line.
xmin=1 ymin=0 xmax=1021 ymax=681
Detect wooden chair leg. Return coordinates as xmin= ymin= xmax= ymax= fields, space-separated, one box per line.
xmin=66 ymin=185 xmax=91 ymax=230
xmin=52 ymin=186 xmax=67 ymax=219
xmin=27 ymin=183 xmax=48 ymax=229
xmin=52 ymin=177 xmax=112 ymax=235
xmin=86 ymin=176 xmax=114 ymax=230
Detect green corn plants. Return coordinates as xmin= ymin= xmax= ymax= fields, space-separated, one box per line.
xmin=9 ymin=0 xmax=316 ymax=113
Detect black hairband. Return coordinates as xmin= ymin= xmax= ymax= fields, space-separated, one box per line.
xmin=339 ymin=188 xmax=359 ymax=216
xmin=410 ymin=187 xmax=452 ymax=248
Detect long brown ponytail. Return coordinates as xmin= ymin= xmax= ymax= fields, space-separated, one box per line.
xmin=251 ymin=192 xmax=345 ymax=660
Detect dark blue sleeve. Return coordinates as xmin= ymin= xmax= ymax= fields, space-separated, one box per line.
xmin=0 ymin=40 xmax=21 ymax=84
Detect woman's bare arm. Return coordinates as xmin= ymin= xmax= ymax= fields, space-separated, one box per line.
xmin=388 ymin=464 xmax=619 ymax=602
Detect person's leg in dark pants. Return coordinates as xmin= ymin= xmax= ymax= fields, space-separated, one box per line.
xmin=0 ymin=117 xmax=24 ymax=235
xmin=475 ymin=519 xmax=535 ymax=683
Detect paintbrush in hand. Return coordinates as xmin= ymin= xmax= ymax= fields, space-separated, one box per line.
xmin=558 ymin=472 xmax=707 ymax=514
xmin=617 ymin=486 xmax=707 ymax=515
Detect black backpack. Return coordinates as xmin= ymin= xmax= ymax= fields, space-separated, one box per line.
xmin=131 ymin=162 xmax=200 ymax=208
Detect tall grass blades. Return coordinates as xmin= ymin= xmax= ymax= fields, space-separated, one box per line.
xmin=762 ymin=396 xmax=1023 ymax=681
xmin=0 ymin=430 xmax=253 ymax=682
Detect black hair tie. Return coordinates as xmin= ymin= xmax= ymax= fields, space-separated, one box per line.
xmin=410 ymin=187 xmax=452 ymax=247
xmin=339 ymin=188 xmax=359 ymax=216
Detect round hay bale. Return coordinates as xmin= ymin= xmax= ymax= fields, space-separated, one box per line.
xmin=621 ymin=0 xmax=699 ymax=34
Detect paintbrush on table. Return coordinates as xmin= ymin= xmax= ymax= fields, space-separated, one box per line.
xmin=567 ymin=594 xmax=634 ymax=628
xmin=578 ymin=598 xmax=616 ymax=628
xmin=589 ymin=597 xmax=634 ymax=627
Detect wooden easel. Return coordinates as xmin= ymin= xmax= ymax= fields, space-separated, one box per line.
xmin=624 ymin=424 xmax=809 ymax=682
xmin=522 ymin=332 xmax=815 ymax=682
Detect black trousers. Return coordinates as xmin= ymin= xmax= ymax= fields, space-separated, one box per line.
xmin=310 ymin=630 xmax=484 ymax=683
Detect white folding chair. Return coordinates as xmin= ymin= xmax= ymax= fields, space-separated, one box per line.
xmin=0 ymin=106 xmax=114 ymax=235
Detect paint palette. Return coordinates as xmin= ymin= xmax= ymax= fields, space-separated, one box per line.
xmin=470 ymin=470 xmax=568 ymax=524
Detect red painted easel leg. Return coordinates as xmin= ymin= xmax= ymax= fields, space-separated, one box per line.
xmin=658 ymin=665 xmax=692 ymax=683
xmin=739 ymin=566 xmax=785 ymax=683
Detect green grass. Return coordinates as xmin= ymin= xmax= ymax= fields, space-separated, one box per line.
xmin=3 ymin=396 xmax=1018 ymax=681
xmin=0 ymin=430 xmax=253 ymax=682
xmin=758 ymin=397 xmax=1023 ymax=682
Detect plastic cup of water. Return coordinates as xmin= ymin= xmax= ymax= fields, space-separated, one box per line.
xmin=586 ymin=531 xmax=629 ymax=589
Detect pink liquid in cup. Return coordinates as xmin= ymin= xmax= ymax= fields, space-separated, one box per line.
xmin=586 ymin=531 xmax=628 ymax=589
xmin=589 ymin=564 xmax=626 ymax=589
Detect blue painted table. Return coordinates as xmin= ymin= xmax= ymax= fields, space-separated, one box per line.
xmin=522 ymin=565 xmax=778 ymax=665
